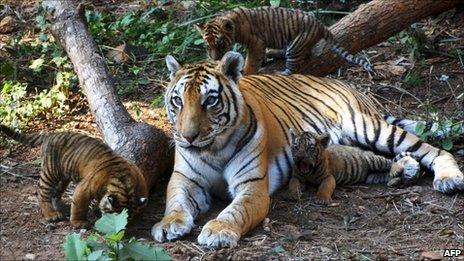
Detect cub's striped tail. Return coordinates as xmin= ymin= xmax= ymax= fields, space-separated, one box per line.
xmin=383 ymin=115 xmax=464 ymax=138
xmin=0 ymin=125 xmax=45 ymax=147
xmin=330 ymin=44 xmax=374 ymax=73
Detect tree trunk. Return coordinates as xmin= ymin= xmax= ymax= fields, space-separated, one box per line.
xmin=260 ymin=0 xmax=463 ymax=76
xmin=42 ymin=1 xmax=174 ymax=190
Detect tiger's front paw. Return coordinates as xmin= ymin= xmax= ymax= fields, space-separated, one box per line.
xmin=70 ymin=219 xmax=90 ymax=229
xmin=197 ymin=219 xmax=240 ymax=249
xmin=151 ymin=211 xmax=194 ymax=242
xmin=314 ymin=194 xmax=332 ymax=206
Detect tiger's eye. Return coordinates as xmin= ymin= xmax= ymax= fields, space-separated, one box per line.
xmin=173 ymin=96 xmax=182 ymax=106
xmin=205 ymin=96 xmax=218 ymax=106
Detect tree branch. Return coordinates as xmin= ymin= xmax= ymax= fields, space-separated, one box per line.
xmin=261 ymin=0 xmax=462 ymax=76
xmin=42 ymin=1 xmax=174 ymax=189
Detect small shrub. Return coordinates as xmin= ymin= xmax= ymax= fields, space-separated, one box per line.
xmin=415 ymin=119 xmax=463 ymax=150
xmin=64 ymin=209 xmax=171 ymax=261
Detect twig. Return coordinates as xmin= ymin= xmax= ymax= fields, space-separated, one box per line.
xmin=393 ymin=201 xmax=401 ymax=215
xmin=361 ymin=190 xmax=413 ymax=199
xmin=0 ymin=168 xmax=36 ymax=181
xmin=178 ymin=14 xmax=216 ymax=27
xmin=374 ymin=85 xmax=424 ymax=106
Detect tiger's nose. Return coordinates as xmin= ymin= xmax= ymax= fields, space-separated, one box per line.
xmin=184 ymin=131 xmax=200 ymax=143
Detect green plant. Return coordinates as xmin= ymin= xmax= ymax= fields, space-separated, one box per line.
xmin=0 ymin=80 xmax=69 ymax=127
xmin=403 ymin=70 xmax=422 ymax=87
xmin=415 ymin=119 xmax=463 ymax=150
xmin=64 ymin=209 xmax=171 ymax=261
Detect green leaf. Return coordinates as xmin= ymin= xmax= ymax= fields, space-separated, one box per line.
xmin=270 ymin=0 xmax=281 ymax=7
xmin=272 ymin=245 xmax=285 ymax=254
xmin=106 ymin=230 xmax=125 ymax=242
xmin=415 ymin=121 xmax=426 ymax=136
xmin=64 ymin=233 xmax=88 ymax=261
xmin=150 ymin=95 xmax=165 ymax=108
xmin=86 ymin=234 xmax=108 ymax=252
xmin=29 ymin=58 xmax=45 ymax=72
xmin=87 ymin=250 xmax=104 ymax=261
xmin=441 ymin=138 xmax=453 ymax=150
xmin=430 ymin=122 xmax=439 ymax=133
xmin=120 ymin=242 xmax=171 ymax=261
xmin=95 ymin=209 xmax=129 ymax=236
xmin=193 ymin=38 xmax=204 ymax=45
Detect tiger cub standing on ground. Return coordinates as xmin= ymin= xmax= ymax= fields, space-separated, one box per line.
xmin=0 ymin=125 xmax=148 ymax=228
xmin=196 ymin=6 xmax=373 ymax=75
xmin=289 ymin=130 xmax=420 ymax=203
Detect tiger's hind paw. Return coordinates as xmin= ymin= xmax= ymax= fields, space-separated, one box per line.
xmin=433 ymin=178 xmax=464 ymax=194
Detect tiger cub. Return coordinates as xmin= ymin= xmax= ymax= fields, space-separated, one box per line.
xmin=196 ymin=6 xmax=373 ymax=75
xmin=289 ymin=130 xmax=419 ymax=203
xmin=0 ymin=125 xmax=148 ymax=228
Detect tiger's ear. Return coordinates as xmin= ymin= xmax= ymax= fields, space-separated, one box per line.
xmin=220 ymin=51 xmax=244 ymax=83
xmin=223 ymin=19 xmax=234 ymax=32
xmin=317 ymin=133 xmax=330 ymax=148
xmin=194 ymin=22 xmax=205 ymax=33
xmin=166 ymin=55 xmax=181 ymax=80
xmin=289 ymin=128 xmax=297 ymax=142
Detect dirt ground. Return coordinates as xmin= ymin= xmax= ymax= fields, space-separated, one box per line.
xmin=1 ymin=1 xmax=464 ymax=261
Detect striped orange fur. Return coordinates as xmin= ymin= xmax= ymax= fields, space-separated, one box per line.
xmin=196 ymin=6 xmax=373 ymax=75
xmin=0 ymin=125 xmax=148 ymax=228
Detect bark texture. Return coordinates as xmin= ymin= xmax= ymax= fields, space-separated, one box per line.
xmin=42 ymin=1 xmax=173 ymax=189
xmin=260 ymin=0 xmax=463 ymax=76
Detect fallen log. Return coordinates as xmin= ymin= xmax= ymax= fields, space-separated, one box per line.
xmin=260 ymin=0 xmax=463 ymax=76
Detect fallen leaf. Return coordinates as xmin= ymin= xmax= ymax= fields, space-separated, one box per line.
xmin=281 ymin=224 xmax=301 ymax=241
xmin=0 ymin=16 xmax=15 ymax=34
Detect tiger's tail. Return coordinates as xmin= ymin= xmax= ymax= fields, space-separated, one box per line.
xmin=321 ymin=29 xmax=374 ymax=73
xmin=383 ymin=114 xmax=464 ymax=138
xmin=330 ymin=44 xmax=374 ymax=73
xmin=0 ymin=124 xmax=45 ymax=147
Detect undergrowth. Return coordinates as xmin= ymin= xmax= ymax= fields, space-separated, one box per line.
xmin=64 ymin=209 xmax=170 ymax=261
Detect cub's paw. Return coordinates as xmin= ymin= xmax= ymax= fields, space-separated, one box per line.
xmin=287 ymin=177 xmax=303 ymax=201
xmin=151 ymin=211 xmax=194 ymax=242
xmin=197 ymin=219 xmax=240 ymax=249
xmin=44 ymin=210 xmax=65 ymax=222
xmin=433 ymin=177 xmax=464 ymax=194
xmin=314 ymin=194 xmax=332 ymax=206
xmin=70 ymin=219 xmax=90 ymax=229
xmin=276 ymin=69 xmax=292 ymax=76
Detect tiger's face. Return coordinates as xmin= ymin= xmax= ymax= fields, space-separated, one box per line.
xmin=164 ymin=52 xmax=245 ymax=150
xmin=195 ymin=18 xmax=235 ymax=60
xmin=290 ymin=130 xmax=330 ymax=174
xmin=99 ymin=164 xmax=148 ymax=217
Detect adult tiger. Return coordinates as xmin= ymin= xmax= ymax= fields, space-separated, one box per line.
xmin=151 ymin=51 xmax=463 ymax=248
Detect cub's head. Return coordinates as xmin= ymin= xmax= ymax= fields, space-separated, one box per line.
xmin=99 ymin=162 xmax=148 ymax=217
xmin=290 ymin=129 xmax=330 ymax=174
xmin=195 ymin=17 xmax=235 ymax=60
xmin=164 ymin=51 xmax=245 ymax=151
